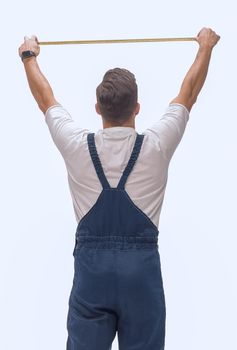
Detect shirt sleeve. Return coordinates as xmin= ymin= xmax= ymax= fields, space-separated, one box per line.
xmin=44 ymin=104 xmax=90 ymax=159
xmin=143 ymin=103 xmax=190 ymax=162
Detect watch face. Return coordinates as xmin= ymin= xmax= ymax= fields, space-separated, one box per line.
xmin=22 ymin=50 xmax=36 ymax=60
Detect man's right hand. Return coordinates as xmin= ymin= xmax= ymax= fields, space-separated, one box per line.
xmin=196 ymin=27 xmax=220 ymax=50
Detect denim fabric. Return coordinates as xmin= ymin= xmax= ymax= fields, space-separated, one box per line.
xmin=66 ymin=132 xmax=166 ymax=350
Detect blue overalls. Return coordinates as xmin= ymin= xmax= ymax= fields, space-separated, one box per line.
xmin=66 ymin=132 xmax=166 ymax=350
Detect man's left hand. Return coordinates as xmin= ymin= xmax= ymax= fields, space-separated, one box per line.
xmin=18 ymin=35 xmax=40 ymax=58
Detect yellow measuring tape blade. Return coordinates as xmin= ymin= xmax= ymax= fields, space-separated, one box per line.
xmin=38 ymin=37 xmax=197 ymax=46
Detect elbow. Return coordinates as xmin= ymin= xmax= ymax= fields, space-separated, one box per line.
xmin=37 ymin=96 xmax=59 ymax=115
xmin=184 ymin=91 xmax=197 ymax=112
xmin=37 ymin=101 xmax=48 ymax=114
xmin=190 ymin=91 xmax=198 ymax=105
xmin=189 ymin=95 xmax=197 ymax=109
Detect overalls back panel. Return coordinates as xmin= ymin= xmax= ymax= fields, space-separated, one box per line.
xmin=66 ymin=132 xmax=166 ymax=350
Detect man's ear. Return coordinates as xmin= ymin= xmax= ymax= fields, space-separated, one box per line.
xmin=135 ymin=102 xmax=140 ymax=116
xmin=95 ymin=102 xmax=101 ymax=115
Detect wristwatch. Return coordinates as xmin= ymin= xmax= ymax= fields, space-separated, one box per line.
xmin=21 ymin=50 xmax=36 ymax=62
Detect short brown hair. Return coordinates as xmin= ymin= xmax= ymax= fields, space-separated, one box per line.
xmin=96 ymin=68 xmax=138 ymax=123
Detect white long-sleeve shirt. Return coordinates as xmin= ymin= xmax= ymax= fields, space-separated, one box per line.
xmin=45 ymin=103 xmax=189 ymax=228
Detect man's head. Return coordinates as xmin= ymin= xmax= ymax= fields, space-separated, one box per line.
xmin=95 ymin=68 xmax=140 ymax=128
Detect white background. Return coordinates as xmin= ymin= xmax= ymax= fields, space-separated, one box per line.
xmin=1 ymin=0 xmax=236 ymax=349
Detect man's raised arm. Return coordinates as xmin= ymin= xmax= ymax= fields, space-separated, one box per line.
xmin=171 ymin=27 xmax=220 ymax=112
xmin=18 ymin=35 xmax=59 ymax=114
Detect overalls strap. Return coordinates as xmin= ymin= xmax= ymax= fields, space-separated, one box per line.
xmin=87 ymin=132 xmax=144 ymax=190
xmin=87 ymin=133 xmax=111 ymax=189
xmin=117 ymin=133 xmax=144 ymax=190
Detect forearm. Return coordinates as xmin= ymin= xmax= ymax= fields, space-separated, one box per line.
xmin=170 ymin=27 xmax=220 ymax=111
xmin=23 ymin=56 xmax=56 ymax=111
xmin=180 ymin=45 xmax=213 ymax=104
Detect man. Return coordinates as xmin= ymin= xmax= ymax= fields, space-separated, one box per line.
xmin=19 ymin=27 xmax=220 ymax=350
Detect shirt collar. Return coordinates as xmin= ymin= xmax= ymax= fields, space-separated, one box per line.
xmin=98 ymin=127 xmax=136 ymax=138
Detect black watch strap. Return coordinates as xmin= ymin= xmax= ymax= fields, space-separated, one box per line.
xmin=21 ymin=50 xmax=36 ymax=62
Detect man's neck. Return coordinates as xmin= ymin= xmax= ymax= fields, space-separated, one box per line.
xmin=102 ymin=120 xmax=135 ymax=129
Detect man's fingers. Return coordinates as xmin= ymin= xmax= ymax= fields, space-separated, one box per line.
xmin=24 ymin=35 xmax=39 ymax=43
xmin=196 ymin=28 xmax=203 ymax=37
xmin=31 ymin=35 xmax=39 ymax=43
